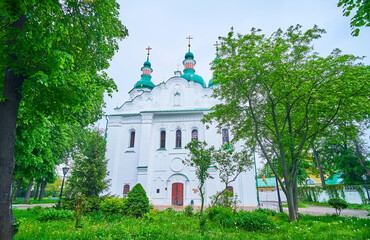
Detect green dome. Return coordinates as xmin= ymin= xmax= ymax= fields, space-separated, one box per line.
xmin=134 ymin=75 xmax=155 ymax=89
xmin=208 ymin=78 xmax=213 ymax=87
xmin=144 ymin=61 xmax=151 ymax=67
xmin=185 ymin=51 xmax=194 ymax=60
xmin=181 ymin=72 xmax=206 ymax=87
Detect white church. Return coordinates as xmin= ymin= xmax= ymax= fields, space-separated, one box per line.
xmin=105 ymin=41 xmax=258 ymax=207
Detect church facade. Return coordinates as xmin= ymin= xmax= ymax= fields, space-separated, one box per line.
xmin=105 ymin=45 xmax=258 ymax=207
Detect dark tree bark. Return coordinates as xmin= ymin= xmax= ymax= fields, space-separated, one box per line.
xmin=33 ymin=183 xmax=40 ymax=200
xmin=24 ymin=178 xmax=34 ymax=204
xmin=0 ymin=14 xmax=27 ymax=240
xmin=354 ymin=140 xmax=370 ymax=177
xmin=12 ymin=177 xmax=23 ymax=201
xmin=312 ymin=148 xmax=326 ymax=186
xmin=38 ymin=182 xmax=46 ymax=202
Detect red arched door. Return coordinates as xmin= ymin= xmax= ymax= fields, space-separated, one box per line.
xmin=172 ymin=182 xmax=183 ymax=206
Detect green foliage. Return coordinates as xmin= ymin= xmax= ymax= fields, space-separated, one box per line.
xmin=37 ymin=209 xmax=74 ymax=221
xmin=209 ymin=189 xmax=239 ymax=210
xmin=123 ymin=184 xmax=149 ymax=218
xmin=328 ymin=198 xmax=349 ymax=216
xmin=209 ymin=207 xmax=275 ymax=232
xmin=100 ymin=197 xmax=125 ymax=215
xmin=184 ymin=206 xmax=194 ymax=217
xmin=253 ymin=208 xmax=279 ymax=216
xmin=298 ymin=186 xmax=323 ymax=202
xmin=67 ymin=129 xmax=109 ymax=197
xmin=338 ymin=0 xmax=370 ymax=36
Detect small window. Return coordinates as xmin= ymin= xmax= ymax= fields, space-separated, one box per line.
xmin=176 ymin=130 xmax=182 ymax=148
xmin=191 ymin=129 xmax=198 ymax=140
xmin=305 ymin=178 xmax=316 ymax=185
xmin=222 ymin=129 xmax=229 ymax=143
xmin=123 ymin=184 xmax=130 ymax=194
xmin=156 ymin=189 xmax=160 ymax=193
xmin=160 ymin=130 xmax=166 ymax=149
xmin=174 ymin=92 xmax=181 ymax=106
xmin=129 ymin=131 xmax=135 ymax=148
xmin=226 ymin=186 xmax=234 ymax=193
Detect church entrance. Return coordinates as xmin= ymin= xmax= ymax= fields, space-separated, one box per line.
xmin=171 ymin=182 xmax=183 ymax=206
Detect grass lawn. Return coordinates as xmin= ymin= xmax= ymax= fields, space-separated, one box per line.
xmin=12 ymin=207 xmax=370 ymax=240
xmin=12 ymin=199 xmax=59 ymax=205
xmin=301 ymin=201 xmax=370 ymax=211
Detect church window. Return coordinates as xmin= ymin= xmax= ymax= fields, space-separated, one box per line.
xmin=174 ymin=92 xmax=181 ymax=106
xmin=176 ymin=130 xmax=182 ymax=148
xmin=191 ymin=129 xmax=198 ymax=140
xmin=227 ymin=186 xmax=234 ymax=193
xmin=129 ymin=131 xmax=135 ymax=148
xmin=160 ymin=130 xmax=166 ymax=149
xmin=156 ymin=189 xmax=160 ymax=193
xmin=123 ymin=184 xmax=130 ymax=194
xmin=222 ymin=129 xmax=229 ymax=143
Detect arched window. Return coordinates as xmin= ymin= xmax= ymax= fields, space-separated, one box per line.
xmin=226 ymin=186 xmax=234 ymax=193
xmin=123 ymin=184 xmax=130 ymax=194
xmin=174 ymin=92 xmax=181 ymax=106
xmin=175 ymin=130 xmax=182 ymax=148
xmin=129 ymin=131 xmax=135 ymax=148
xmin=222 ymin=129 xmax=229 ymax=143
xmin=160 ymin=130 xmax=166 ymax=149
xmin=305 ymin=178 xmax=316 ymax=185
xmin=191 ymin=129 xmax=198 ymax=140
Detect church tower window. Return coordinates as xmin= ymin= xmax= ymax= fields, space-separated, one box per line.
xmin=175 ymin=130 xmax=182 ymax=148
xmin=222 ymin=129 xmax=229 ymax=143
xmin=160 ymin=130 xmax=166 ymax=149
xmin=129 ymin=131 xmax=135 ymax=148
xmin=174 ymin=92 xmax=181 ymax=106
xmin=191 ymin=129 xmax=198 ymax=140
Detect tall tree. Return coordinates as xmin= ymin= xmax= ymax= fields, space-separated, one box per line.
xmin=67 ymin=128 xmax=109 ymax=197
xmin=0 ymin=1 xmax=127 ymax=238
xmin=338 ymin=0 xmax=370 ymax=36
xmin=204 ymin=25 xmax=369 ymax=221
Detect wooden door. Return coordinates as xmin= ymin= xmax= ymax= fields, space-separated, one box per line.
xmin=171 ymin=182 xmax=183 ymax=206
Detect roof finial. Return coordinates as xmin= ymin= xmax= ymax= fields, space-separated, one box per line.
xmin=186 ymin=35 xmax=193 ymax=51
xmin=214 ymin=41 xmax=220 ymax=51
xmin=146 ymin=46 xmax=152 ymax=60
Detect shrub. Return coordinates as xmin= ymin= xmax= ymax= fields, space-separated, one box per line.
xmin=184 ymin=206 xmax=194 ymax=217
xmin=210 ymin=189 xmax=239 ymax=210
xmin=165 ymin=207 xmax=174 ymax=213
xmin=253 ymin=208 xmax=278 ymax=216
xmin=328 ymin=198 xmax=348 ymax=216
xmin=123 ymin=183 xmax=149 ymax=218
xmin=100 ymin=196 xmax=125 ymax=214
xmin=37 ymin=209 xmax=74 ymax=221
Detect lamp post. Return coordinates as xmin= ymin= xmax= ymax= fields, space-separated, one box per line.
xmin=362 ymin=175 xmax=370 ymax=202
xmin=58 ymin=167 xmax=69 ymax=207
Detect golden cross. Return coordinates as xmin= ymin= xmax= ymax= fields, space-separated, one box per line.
xmin=214 ymin=41 xmax=220 ymax=49
xmin=186 ymin=35 xmax=193 ymax=47
xmin=146 ymin=46 xmax=152 ymax=55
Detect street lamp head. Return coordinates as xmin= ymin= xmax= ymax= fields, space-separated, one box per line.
xmin=362 ymin=175 xmax=367 ymax=181
xmin=62 ymin=167 xmax=69 ymax=176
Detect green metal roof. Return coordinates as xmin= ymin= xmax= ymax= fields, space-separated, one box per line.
xmin=325 ymin=173 xmax=343 ymax=185
xmin=134 ymin=75 xmax=155 ymax=89
xmin=181 ymin=72 xmax=206 ymax=87
xmin=185 ymin=51 xmax=194 ymax=60
xmin=257 ymin=177 xmax=276 ymax=187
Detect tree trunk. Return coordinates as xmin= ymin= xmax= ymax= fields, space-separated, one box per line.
xmin=33 ymin=183 xmax=40 ymax=200
xmin=312 ymin=148 xmax=326 ymax=186
xmin=285 ymin=180 xmax=299 ymax=222
xmin=354 ymin=140 xmax=370 ymax=177
xmin=292 ymin=178 xmax=299 ymax=215
xmin=12 ymin=177 xmax=23 ymax=201
xmin=38 ymin=182 xmax=47 ymax=202
xmin=24 ymin=178 xmax=34 ymax=204
xmin=0 ymin=70 xmax=25 ymax=239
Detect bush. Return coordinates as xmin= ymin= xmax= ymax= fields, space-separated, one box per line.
xmin=37 ymin=209 xmax=74 ymax=221
xmin=210 ymin=189 xmax=239 ymax=210
xmin=328 ymin=198 xmax=348 ymax=216
xmin=184 ymin=206 xmax=193 ymax=217
xmin=208 ymin=207 xmax=275 ymax=232
xmin=100 ymin=196 xmax=125 ymax=214
xmin=123 ymin=184 xmax=149 ymax=218
xmin=253 ymin=208 xmax=278 ymax=216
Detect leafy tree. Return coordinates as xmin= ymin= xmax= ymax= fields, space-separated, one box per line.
xmin=123 ymin=184 xmax=149 ymax=218
xmin=184 ymin=140 xmax=214 ymax=217
xmin=0 ymin=1 xmax=127 ymax=237
xmin=208 ymin=143 xmax=252 ymax=213
xmin=338 ymin=0 xmax=370 ymax=36
xmin=67 ymin=129 xmax=109 ymax=198
xmin=204 ymin=25 xmax=369 ymax=221
xmin=328 ymin=197 xmax=348 ymax=216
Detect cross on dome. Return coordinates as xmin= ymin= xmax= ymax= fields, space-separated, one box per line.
xmin=146 ymin=46 xmax=152 ymax=55
xmin=213 ymin=41 xmax=220 ymax=50
xmin=186 ymin=35 xmax=193 ymax=49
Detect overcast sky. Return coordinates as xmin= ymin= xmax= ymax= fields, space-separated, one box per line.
xmin=100 ymin=0 xmax=370 ymax=167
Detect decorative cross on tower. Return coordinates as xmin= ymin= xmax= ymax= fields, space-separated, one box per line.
xmin=213 ymin=41 xmax=220 ymax=50
xmin=146 ymin=46 xmax=152 ymax=55
xmin=186 ymin=35 xmax=193 ymax=48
